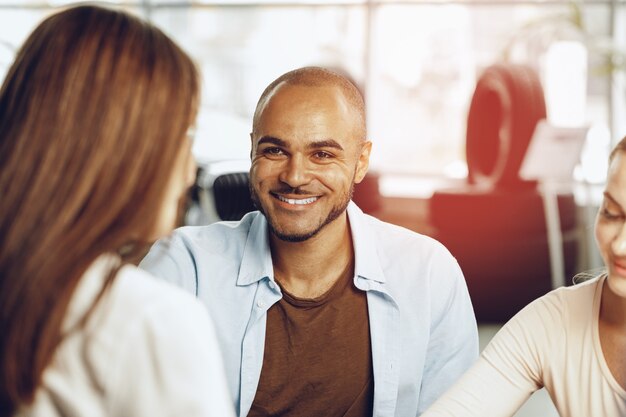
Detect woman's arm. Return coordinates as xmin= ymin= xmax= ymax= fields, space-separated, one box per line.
xmin=422 ymin=293 xmax=564 ymax=417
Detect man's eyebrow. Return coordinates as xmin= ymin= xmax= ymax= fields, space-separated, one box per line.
xmin=256 ymin=137 xmax=345 ymax=152
xmin=307 ymin=139 xmax=344 ymax=151
xmin=257 ymin=136 xmax=288 ymax=147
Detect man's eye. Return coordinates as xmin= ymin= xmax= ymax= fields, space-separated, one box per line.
xmin=314 ymin=151 xmax=332 ymax=159
xmin=263 ymin=147 xmax=284 ymax=156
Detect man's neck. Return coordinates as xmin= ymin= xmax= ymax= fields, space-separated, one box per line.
xmin=270 ymin=214 xmax=354 ymax=299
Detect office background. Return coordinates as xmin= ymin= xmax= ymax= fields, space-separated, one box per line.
xmin=2 ymin=2 xmax=624 ymax=415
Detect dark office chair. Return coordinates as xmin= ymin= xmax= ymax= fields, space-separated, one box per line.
xmin=212 ymin=172 xmax=256 ymax=221
xmin=186 ymin=160 xmax=253 ymax=225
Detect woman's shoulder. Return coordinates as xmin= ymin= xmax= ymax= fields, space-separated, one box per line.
xmin=493 ymin=277 xmax=602 ymax=352
xmin=114 ymin=263 xmax=202 ymax=307
xmin=25 ymin=259 xmax=221 ymax=417
xmin=71 ymin=254 xmax=207 ymax=326
xmin=99 ymin=264 xmax=234 ymax=417
xmin=506 ymin=276 xmax=600 ymax=330
xmin=98 ymin=263 xmax=211 ymax=334
xmin=480 ymin=277 xmax=601 ymax=383
xmin=487 ymin=277 xmax=601 ymax=349
xmin=72 ymin=257 xmax=214 ymax=357
xmin=534 ymin=276 xmax=601 ymax=316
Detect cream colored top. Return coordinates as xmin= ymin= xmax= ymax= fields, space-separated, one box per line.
xmin=423 ymin=275 xmax=626 ymax=417
xmin=17 ymin=255 xmax=235 ymax=417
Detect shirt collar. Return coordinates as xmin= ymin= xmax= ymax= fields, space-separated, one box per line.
xmin=347 ymin=201 xmax=386 ymax=284
xmin=236 ymin=202 xmax=386 ymax=286
xmin=237 ymin=212 xmax=274 ymax=286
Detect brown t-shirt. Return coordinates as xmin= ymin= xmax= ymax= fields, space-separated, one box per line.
xmin=248 ymin=262 xmax=374 ymax=417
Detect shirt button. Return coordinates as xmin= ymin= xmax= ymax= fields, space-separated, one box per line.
xmin=257 ymin=300 xmax=264 ymax=309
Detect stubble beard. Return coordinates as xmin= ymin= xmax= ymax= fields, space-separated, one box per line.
xmin=249 ymin=181 xmax=354 ymax=243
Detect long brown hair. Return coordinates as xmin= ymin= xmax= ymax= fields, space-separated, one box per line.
xmin=0 ymin=5 xmax=199 ymax=414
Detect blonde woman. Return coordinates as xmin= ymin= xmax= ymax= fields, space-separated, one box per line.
xmin=423 ymin=138 xmax=626 ymax=416
xmin=0 ymin=6 xmax=234 ymax=416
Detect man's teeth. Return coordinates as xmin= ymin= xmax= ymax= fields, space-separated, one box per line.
xmin=277 ymin=195 xmax=317 ymax=205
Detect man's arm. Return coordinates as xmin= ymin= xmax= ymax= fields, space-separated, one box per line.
xmin=418 ymin=256 xmax=479 ymax=415
xmin=140 ymin=233 xmax=198 ymax=295
xmin=420 ymin=292 xmax=555 ymax=417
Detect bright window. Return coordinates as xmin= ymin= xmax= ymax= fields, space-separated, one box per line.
xmin=0 ymin=0 xmax=621 ymax=181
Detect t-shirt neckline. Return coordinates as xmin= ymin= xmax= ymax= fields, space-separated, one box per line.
xmin=592 ymin=274 xmax=626 ymax=399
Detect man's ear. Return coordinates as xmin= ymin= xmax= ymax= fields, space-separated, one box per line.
xmin=354 ymin=141 xmax=372 ymax=184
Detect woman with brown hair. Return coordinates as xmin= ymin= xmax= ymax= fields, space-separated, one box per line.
xmin=0 ymin=5 xmax=234 ymax=417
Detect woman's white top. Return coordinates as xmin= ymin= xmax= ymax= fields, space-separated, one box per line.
xmin=423 ymin=275 xmax=626 ymax=417
xmin=18 ymin=255 xmax=236 ymax=417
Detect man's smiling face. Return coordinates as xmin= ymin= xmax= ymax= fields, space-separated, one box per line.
xmin=249 ymin=82 xmax=370 ymax=242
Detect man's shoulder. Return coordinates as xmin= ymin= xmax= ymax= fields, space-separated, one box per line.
xmin=359 ymin=211 xmax=453 ymax=259
xmin=142 ymin=211 xmax=264 ymax=275
xmin=85 ymin=263 xmax=211 ymax=341
xmin=172 ymin=211 xmax=261 ymax=248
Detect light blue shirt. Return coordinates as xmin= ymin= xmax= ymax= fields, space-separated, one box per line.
xmin=140 ymin=202 xmax=478 ymax=417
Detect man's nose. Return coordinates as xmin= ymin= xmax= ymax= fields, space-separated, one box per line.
xmin=612 ymin=223 xmax=626 ymax=256
xmin=278 ymin=154 xmax=312 ymax=188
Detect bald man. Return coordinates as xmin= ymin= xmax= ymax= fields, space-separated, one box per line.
xmin=141 ymin=67 xmax=478 ymax=417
